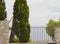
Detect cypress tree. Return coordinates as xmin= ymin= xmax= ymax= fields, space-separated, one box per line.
xmin=10 ymin=0 xmax=30 ymax=43
xmin=0 ymin=0 xmax=6 ymax=20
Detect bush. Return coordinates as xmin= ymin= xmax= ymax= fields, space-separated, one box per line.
xmin=28 ymin=38 xmax=31 ymax=42
xmin=14 ymin=37 xmax=19 ymax=42
xmin=14 ymin=37 xmax=31 ymax=42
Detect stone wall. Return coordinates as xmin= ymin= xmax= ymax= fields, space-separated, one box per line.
xmin=0 ymin=20 xmax=9 ymax=44
xmin=55 ymin=28 xmax=60 ymax=44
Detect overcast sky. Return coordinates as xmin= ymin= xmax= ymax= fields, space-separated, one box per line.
xmin=5 ymin=0 xmax=60 ymax=27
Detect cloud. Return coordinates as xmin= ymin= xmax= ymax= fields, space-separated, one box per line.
xmin=44 ymin=0 xmax=60 ymax=12
xmin=5 ymin=0 xmax=60 ymax=27
xmin=28 ymin=0 xmax=60 ymax=26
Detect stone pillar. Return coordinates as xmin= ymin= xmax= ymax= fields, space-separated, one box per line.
xmin=0 ymin=20 xmax=9 ymax=44
xmin=55 ymin=28 xmax=60 ymax=44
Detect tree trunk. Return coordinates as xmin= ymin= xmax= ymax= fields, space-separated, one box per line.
xmin=9 ymin=30 xmax=15 ymax=43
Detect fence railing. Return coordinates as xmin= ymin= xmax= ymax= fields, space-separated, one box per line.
xmin=30 ymin=27 xmax=55 ymax=42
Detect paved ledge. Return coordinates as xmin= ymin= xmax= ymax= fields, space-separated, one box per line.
xmin=9 ymin=41 xmax=55 ymax=44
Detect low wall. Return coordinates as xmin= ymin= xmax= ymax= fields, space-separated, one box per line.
xmin=55 ymin=28 xmax=60 ymax=44
xmin=0 ymin=20 xmax=9 ymax=44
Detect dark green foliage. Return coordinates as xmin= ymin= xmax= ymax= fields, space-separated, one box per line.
xmin=0 ymin=0 xmax=6 ymax=20
xmin=11 ymin=0 xmax=30 ymax=43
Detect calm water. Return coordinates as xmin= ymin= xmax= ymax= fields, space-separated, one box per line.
xmin=9 ymin=27 xmax=52 ymax=41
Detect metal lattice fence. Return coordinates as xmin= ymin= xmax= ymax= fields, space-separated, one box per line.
xmin=30 ymin=27 xmax=55 ymax=43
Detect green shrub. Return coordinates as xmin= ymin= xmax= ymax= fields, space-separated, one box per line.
xmin=14 ymin=37 xmax=31 ymax=42
xmin=28 ymin=38 xmax=31 ymax=42
xmin=14 ymin=37 xmax=19 ymax=42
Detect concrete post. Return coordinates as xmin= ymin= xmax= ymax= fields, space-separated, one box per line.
xmin=0 ymin=20 xmax=9 ymax=44
xmin=55 ymin=28 xmax=60 ymax=44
